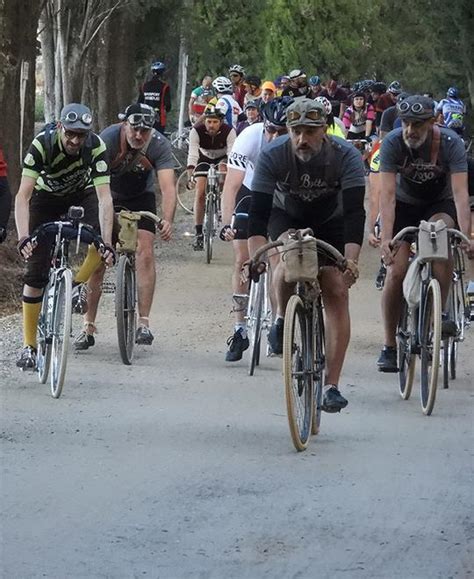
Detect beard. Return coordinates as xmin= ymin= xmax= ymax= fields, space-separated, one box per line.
xmin=293 ymin=141 xmax=323 ymax=162
xmin=402 ymin=131 xmax=428 ymax=150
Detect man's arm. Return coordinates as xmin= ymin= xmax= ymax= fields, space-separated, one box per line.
xmin=156 ymin=168 xmax=176 ymax=240
xmin=379 ymin=171 xmax=397 ymax=263
xmin=451 ymin=171 xmax=473 ymax=256
xmin=222 ymin=166 xmax=245 ymax=227
xmin=94 ymin=183 xmax=114 ymax=245
xmin=187 ymin=128 xmax=200 ymax=176
xmin=164 ymin=84 xmax=172 ymax=113
xmin=15 ymin=176 xmax=36 ymax=240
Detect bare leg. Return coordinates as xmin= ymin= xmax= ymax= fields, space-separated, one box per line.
xmin=194 ymin=177 xmax=206 ymax=228
xmin=135 ymin=229 xmax=156 ymax=326
xmin=232 ymin=239 xmax=250 ymax=324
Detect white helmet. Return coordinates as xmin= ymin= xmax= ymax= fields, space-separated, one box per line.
xmin=229 ymin=64 xmax=245 ymax=75
xmin=314 ymin=96 xmax=332 ymax=115
xmin=212 ymin=76 xmax=233 ymax=94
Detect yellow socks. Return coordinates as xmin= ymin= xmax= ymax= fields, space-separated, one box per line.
xmin=22 ymin=296 xmax=42 ymax=348
xmin=74 ymin=245 xmax=102 ymax=285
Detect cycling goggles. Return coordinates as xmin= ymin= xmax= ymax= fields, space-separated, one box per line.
xmin=127 ymin=113 xmax=155 ymax=128
xmin=264 ymin=123 xmax=287 ymax=135
xmin=397 ymin=100 xmax=433 ymax=120
xmin=62 ymin=111 xmax=93 ymax=126
xmin=286 ymin=108 xmax=326 ymax=126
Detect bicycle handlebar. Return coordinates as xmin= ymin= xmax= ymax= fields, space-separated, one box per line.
xmin=31 ymin=221 xmax=105 ymax=250
xmin=391 ymin=225 xmax=471 ymax=247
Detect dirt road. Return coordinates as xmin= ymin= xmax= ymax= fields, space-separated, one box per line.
xmin=1 ymin=218 xmax=473 ymax=578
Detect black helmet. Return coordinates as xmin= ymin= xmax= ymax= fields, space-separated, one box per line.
xmin=261 ymin=96 xmax=294 ymax=127
xmin=371 ymin=82 xmax=387 ymax=94
xmin=204 ymin=105 xmax=225 ymax=119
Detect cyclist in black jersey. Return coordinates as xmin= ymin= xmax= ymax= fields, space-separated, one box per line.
xmin=138 ymin=61 xmax=172 ymax=134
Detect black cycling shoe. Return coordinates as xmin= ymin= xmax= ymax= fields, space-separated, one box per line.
xmin=441 ymin=314 xmax=457 ymax=338
xmin=321 ymin=386 xmax=348 ymax=413
xmin=268 ymin=318 xmax=284 ymax=355
xmin=375 ymin=262 xmax=386 ymax=290
xmin=192 ymin=235 xmax=204 ymax=251
xmin=225 ymin=328 xmax=249 ymax=362
xmin=135 ymin=326 xmax=154 ymax=345
xmin=74 ymin=331 xmax=95 ymax=351
xmin=16 ymin=346 xmax=37 ymax=371
xmin=377 ymin=346 xmax=398 ymax=372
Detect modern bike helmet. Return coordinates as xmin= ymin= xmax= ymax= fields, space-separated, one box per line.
xmin=447 ymin=86 xmax=459 ymax=98
xmin=388 ymin=80 xmax=402 ymax=95
xmin=371 ymin=81 xmax=387 ymax=94
xmin=245 ymin=75 xmax=261 ymax=87
xmin=314 ymin=96 xmax=332 ymax=115
xmin=212 ymin=76 xmax=233 ymax=94
xmin=309 ymin=75 xmax=321 ymax=86
xmin=288 ymin=69 xmax=306 ymax=80
xmin=151 ymin=61 xmax=166 ymax=73
xmin=261 ymin=96 xmax=294 ymax=126
xmin=228 ymin=64 xmax=245 ymax=76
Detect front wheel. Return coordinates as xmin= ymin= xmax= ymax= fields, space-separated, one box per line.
xmin=247 ymin=277 xmax=264 ymax=376
xmin=50 ymin=269 xmax=73 ymax=398
xmin=203 ymin=192 xmax=215 ymax=264
xmin=37 ymin=284 xmax=52 ymax=384
xmin=176 ymin=169 xmax=194 ymax=214
xmin=311 ymin=301 xmax=325 ymax=436
xmin=420 ymin=279 xmax=442 ymax=415
xmin=116 ymin=254 xmax=137 ymax=365
xmin=283 ymin=295 xmax=313 ymax=451
xmin=397 ymin=301 xmax=416 ymax=400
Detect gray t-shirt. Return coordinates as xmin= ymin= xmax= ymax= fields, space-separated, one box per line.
xmin=251 ymin=135 xmax=365 ymax=223
xmin=100 ymin=123 xmax=175 ymax=198
xmin=380 ymin=127 xmax=467 ymax=205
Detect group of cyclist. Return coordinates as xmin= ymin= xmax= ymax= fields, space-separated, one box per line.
xmin=6 ymin=59 xmax=473 ymax=416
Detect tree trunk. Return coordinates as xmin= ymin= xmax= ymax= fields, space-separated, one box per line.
xmin=39 ymin=2 xmax=57 ymax=122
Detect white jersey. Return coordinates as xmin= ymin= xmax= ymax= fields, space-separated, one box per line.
xmin=227 ymin=122 xmax=267 ymax=189
xmin=215 ymin=94 xmax=242 ymax=130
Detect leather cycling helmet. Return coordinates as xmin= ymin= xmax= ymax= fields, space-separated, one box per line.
xmin=204 ymin=105 xmax=225 ymax=119
xmin=151 ymin=61 xmax=166 ymax=73
xmin=314 ymin=96 xmax=332 ymax=115
xmin=212 ymin=76 xmax=233 ymax=94
xmin=261 ymin=96 xmax=294 ymax=126
xmin=388 ymin=81 xmax=402 ymax=95
xmin=447 ymin=86 xmax=459 ymax=98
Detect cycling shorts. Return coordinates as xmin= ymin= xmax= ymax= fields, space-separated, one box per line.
xmin=268 ymin=207 xmax=345 ymax=260
xmin=233 ymin=185 xmax=251 ymax=240
xmin=393 ymin=198 xmax=457 ymax=236
xmin=195 ymin=154 xmax=227 ymax=175
xmin=113 ymin=190 xmax=157 ymax=234
xmin=25 ymin=189 xmax=100 ymax=288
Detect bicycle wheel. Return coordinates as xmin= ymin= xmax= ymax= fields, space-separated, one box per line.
xmin=397 ymin=301 xmax=416 ymax=400
xmin=50 ymin=269 xmax=72 ymax=398
xmin=116 ymin=254 xmax=137 ymax=365
xmin=311 ymin=301 xmax=325 ymax=436
xmin=248 ymin=277 xmax=264 ymax=376
xmin=37 ymin=284 xmax=52 ymax=384
xmin=176 ymin=169 xmax=194 ymax=214
xmin=420 ymin=279 xmax=442 ymax=415
xmin=284 ymin=295 xmax=313 ymax=451
xmin=204 ymin=192 xmax=214 ymax=264
xmin=442 ymin=338 xmax=450 ymax=389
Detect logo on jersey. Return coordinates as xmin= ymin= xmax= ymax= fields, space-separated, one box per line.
xmin=25 ymin=153 xmax=35 ymax=167
xmin=96 ymin=160 xmax=108 ymax=173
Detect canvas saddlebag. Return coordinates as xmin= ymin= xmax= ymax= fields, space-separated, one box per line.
xmin=417 ymin=219 xmax=449 ymax=262
xmin=282 ymin=235 xmax=319 ymax=283
xmin=116 ymin=211 xmax=141 ymax=253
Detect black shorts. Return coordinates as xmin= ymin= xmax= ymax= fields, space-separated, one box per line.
xmin=25 ymin=189 xmax=100 ymax=288
xmin=195 ymin=154 xmax=227 ymax=175
xmin=233 ymin=185 xmax=251 ymax=241
xmin=268 ymin=207 xmax=345 ymax=256
xmin=393 ymin=198 xmax=457 ymax=235
xmin=112 ymin=190 xmax=157 ymax=234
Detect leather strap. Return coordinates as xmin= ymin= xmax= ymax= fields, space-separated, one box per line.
xmin=430 ymin=124 xmax=440 ymax=165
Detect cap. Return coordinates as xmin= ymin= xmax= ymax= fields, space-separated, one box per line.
xmin=397 ymin=95 xmax=435 ymax=121
xmin=120 ymin=103 xmax=156 ymax=128
xmin=261 ymin=81 xmax=276 ymax=92
xmin=286 ymin=98 xmax=327 ymax=127
xmin=244 ymin=100 xmax=259 ymax=110
xmin=60 ymin=103 xmax=93 ymax=131
xmin=289 ymin=69 xmax=306 ymax=80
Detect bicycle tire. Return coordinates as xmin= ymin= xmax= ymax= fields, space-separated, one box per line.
xmin=116 ymin=254 xmax=137 ymax=365
xmin=37 ymin=283 xmax=52 ymax=384
xmin=420 ymin=279 xmax=442 ymax=415
xmin=397 ymin=301 xmax=416 ymax=400
xmin=204 ymin=192 xmax=214 ymax=264
xmin=176 ymin=169 xmax=194 ymax=215
xmin=442 ymin=338 xmax=450 ymax=389
xmin=311 ymin=301 xmax=325 ymax=436
xmin=248 ymin=278 xmax=264 ymax=376
xmin=50 ymin=269 xmax=72 ymax=398
xmin=284 ymin=295 xmax=313 ymax=451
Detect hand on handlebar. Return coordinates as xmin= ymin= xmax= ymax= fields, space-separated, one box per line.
xmin=99 ymin=243 xmax=116 ymax=267
xmin=219 ymin=225 xmax=235 ymax=242
xmin=186 ymin=176 xmax=195 ymax=190
xmin=17 ymin=235 xmax=37 ymax=260
xmin=380 ymin=240 xmax=398 ymax=266
xmin=461 ymin=239 xmax=474 ymax=259
xmin=241 ymin=259 xmax=266 ymax=284
xmin=342 ymin=259 xmax=359 ymax=288
xmin=368 ymin=232 xmax=380 ymax=248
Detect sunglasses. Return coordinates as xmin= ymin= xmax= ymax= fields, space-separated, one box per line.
xmin=265 ymin=124 xmax=287 ymax=135
xmin=62 ymin=111 xmax=93 ymax=125
xmin=127 ymin=113 xmax=155 ymax=127
xmin=229 ymin=73 xmax=241 ymax=78
xmin=61 ymin=127 xmax=89 ymax=140
xmin=397 ymin=101 xmax=431 ymax=116
xmin=287 ymin=109 xmax=325 ymax=122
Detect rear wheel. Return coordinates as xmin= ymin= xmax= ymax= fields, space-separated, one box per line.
xmin=248 ymin=278 xmax=264 ymax=376
xmin=50 ymin=269 xmax=72 ymax=398
xmin=116 ymin=254 xmax=137 ymax=365
xmin=176 ymin=169 xmax=194 ymax=214
xmin=420 ymin=279 xmax=442 ymax=415
xmin=311 ymin=301 xmax=325 ymax=436
xmin=397 ymin=301 xmax=416 ymax=400
xmin=37 ymin=284 xmax=52 ymax=384
xmin=283 ymin=295 xmax=313 ymax=451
